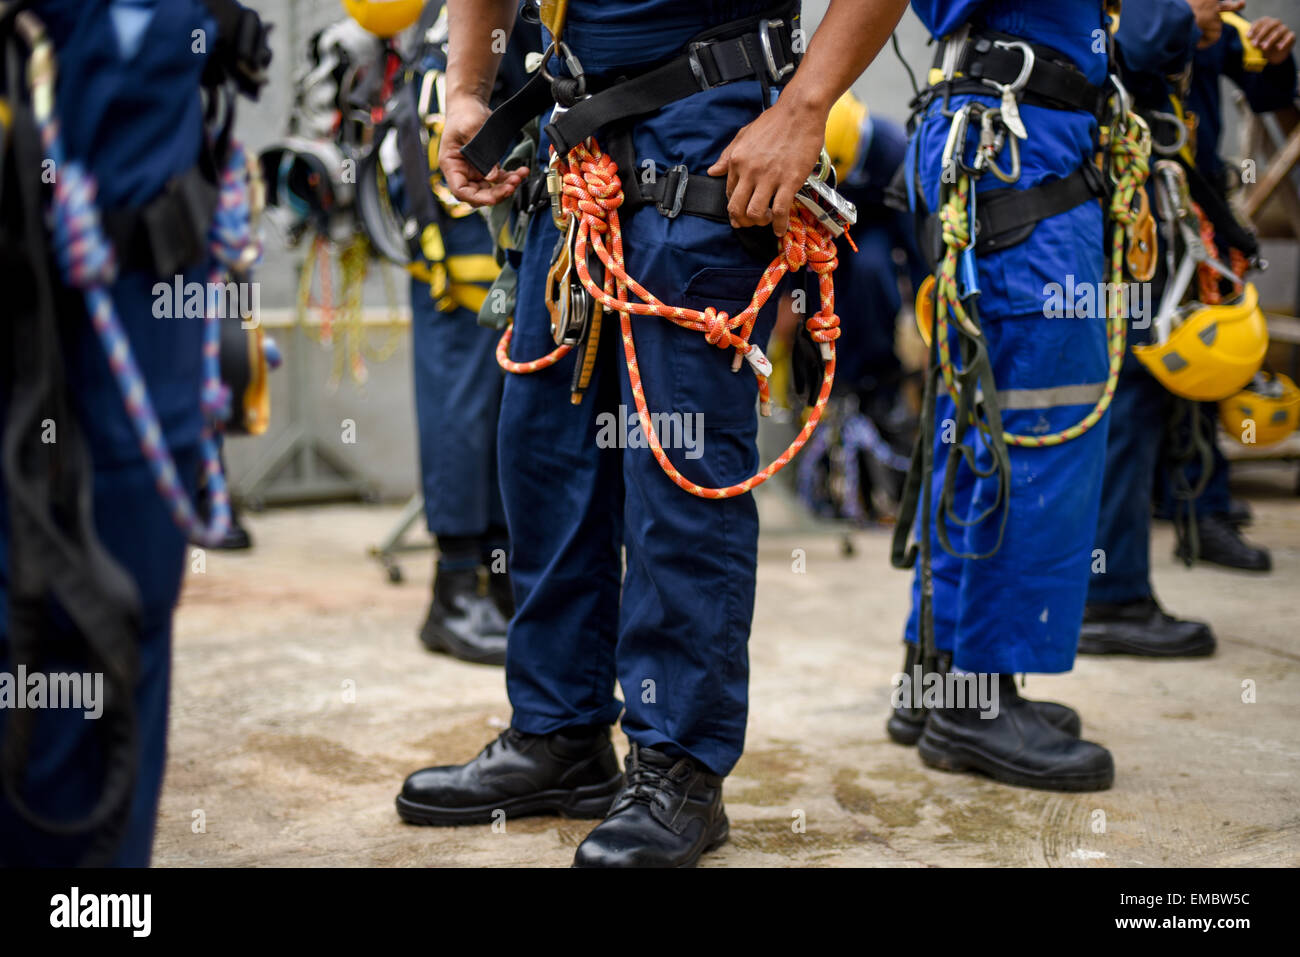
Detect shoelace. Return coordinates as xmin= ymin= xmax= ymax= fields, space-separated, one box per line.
xmin=622 ymin=747 xmax=691 ymax=808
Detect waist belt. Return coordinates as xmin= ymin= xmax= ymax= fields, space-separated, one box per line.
xmin=463 ymin=2 xmax=798 ymax=175
xmin=102 ymin=162 xmax=219 ymax=278
xmin=925 ymin=30 xmax=1109 ymax=121
xmin=917 ymin=161 xmax=1107 ymax=266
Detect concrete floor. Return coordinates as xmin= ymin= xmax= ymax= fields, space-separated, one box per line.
xmin=155 ymin=465 xmax=1300 ymax=867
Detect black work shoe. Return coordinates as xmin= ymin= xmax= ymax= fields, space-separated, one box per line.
xmin=1079 ymin=596 xmax=1216 ymax=657
xmin=397 ymin=726 xmax=623 ymax=826
xmin=1177 ymin=513 xmax=1272 ymax=572
xmin=918 ymin=675 xmax=1114 ymax=792
xmin=886 ymin=644 xmax=1081 ymax=745
xmin=419 ymin=567 xmax=508 ymax=665
xmin=572 ymin=744 xmax=729 ymax=868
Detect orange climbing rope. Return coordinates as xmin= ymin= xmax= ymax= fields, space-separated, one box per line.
xmin=498 ymin=139 xmax=843 ymax=499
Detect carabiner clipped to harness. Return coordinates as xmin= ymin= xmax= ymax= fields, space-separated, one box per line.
xmin=981 ymin=39 xmax=1034 ymax=141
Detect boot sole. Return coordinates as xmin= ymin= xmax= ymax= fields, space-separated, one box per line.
xmin=1077 ymin=633 xmax=1216 ymax=658
xmin=418 ymin=623 xmax=507 ymax=666
xmin=396 ymin=773 xmax=624 ymax=826
xmin=917 ymin=728 xmax=1114 ymax=792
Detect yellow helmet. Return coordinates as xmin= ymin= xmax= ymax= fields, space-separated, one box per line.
xmin=1219 ymin=372 xmax=1300 ymax=447
xmin=1132 ymin=283 xmax=1268 ymax=401
xmin=825 ymin=91 xmax=868 ymax=184
xmin=341 ymin=0 xmax=423 ymax=37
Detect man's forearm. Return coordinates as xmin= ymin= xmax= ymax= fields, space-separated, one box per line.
xmin=781 ymin=0 xmax=912 ymax=117
xmin=446 ymin=0 xmax=518 ymax=108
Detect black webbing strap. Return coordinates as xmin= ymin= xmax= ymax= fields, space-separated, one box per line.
xmin=464 ymin=6 xmax=796 ymax=174
xmin=462 ymin=70 xmax=555 ymax=175
xmin=927 ymin=31 xmax=1109 ymax=120
xmin=918 ymin=162 xmax=1107 ymax=265
xmin=636 ymin=162 xmax=731 ymax=222
xmin=545 ymin=20 xmax=794 ymax=156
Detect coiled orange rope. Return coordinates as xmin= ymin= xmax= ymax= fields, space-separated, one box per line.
xmin=498 ymin=139 xmax=842 ymax=499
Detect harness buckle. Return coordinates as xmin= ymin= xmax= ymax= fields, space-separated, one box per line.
xmin=687 ymin=42 xmax=710 ymax=91
xmin=657 ymin=164 xmax=691 ymax=219
xmin=758 ymin=19 xmax=794 ymax=85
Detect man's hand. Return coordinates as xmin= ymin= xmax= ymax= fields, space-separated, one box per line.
xmin=1248 ymin=16 xmax=1296 ymax=65
xmin=706 ymin=0 xmax=910 ymax=236
xmin=1190 ymin=0 xmax=1245 ymax=49
xmin=707 ymin=93 xmax=827 ymax=236
xmin=438 ymin=95 xmax=529 ymax=207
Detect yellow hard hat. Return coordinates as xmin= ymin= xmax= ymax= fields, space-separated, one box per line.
xmin=1132 ymin=283 xmax=1268 ymax=401
xmin=341 ymin=0 xmax=423 ymax=37
xmin=1219 ymin=371 xmax=1300 ymax=447
xmin=825 ymin=91 xmax=868 ymax=184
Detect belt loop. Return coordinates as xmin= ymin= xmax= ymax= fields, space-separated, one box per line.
xmin=687 ymin=41 xmax=715 ymax=91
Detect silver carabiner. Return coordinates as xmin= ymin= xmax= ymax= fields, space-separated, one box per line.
xmin=983 ymin=40 xmax=1034 ymax=140
xmin=941 ymin=104 xmax=973 ymax=182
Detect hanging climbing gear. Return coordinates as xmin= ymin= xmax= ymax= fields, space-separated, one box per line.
xmin=1136 ymin=160 xmax=1268 ymax=401
xmin=475 ymin=4 xmax=853 ymax=497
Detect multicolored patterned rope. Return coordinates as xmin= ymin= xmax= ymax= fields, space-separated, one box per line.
xmin=28 ymin=39 xmax=258 ymax=546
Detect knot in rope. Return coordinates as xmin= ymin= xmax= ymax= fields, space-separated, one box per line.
xmin=1108 ymin=117 xmax=1151 ymax=226
xmin=939 ymin=189 xmax=970 ymax=251
xmin=701 ymin=307 xmax=736 ymax=349
xmin=806 ymin=311 xmax=841 ymax=343
xmin=51 ymin=161 xmax=118 ymax=290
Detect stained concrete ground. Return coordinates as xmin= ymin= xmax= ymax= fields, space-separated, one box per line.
xmin=155 ymin=463 xmax=1300 ymax=867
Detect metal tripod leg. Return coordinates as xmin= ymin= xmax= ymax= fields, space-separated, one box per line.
xmin=367 ymin=492 xmax=434 ymax=583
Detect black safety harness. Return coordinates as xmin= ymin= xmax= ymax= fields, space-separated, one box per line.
xmin=464 ymin=2 xmax=801 ymax=232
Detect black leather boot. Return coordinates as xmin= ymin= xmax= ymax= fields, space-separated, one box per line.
xmin=572 ymin=744 xmax=729 ymax=868
xmin=419 ymin=566 xmax=508 ymax=665
xmin=918 ymin=674 xmax=1114 ymax=792
xmin=1177 ymin=512 xmax=1271 ymax=572
xmin=886 ymin=644 xmax=1081 ymax=745
xmin=1079 ymin=596 xmax=1215 ymax=657
xmin=397 ymin=726 xmax=623 ymax=825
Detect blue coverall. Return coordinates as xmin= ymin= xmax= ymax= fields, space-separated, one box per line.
xmin=1089 ymin=0 xmax=1202 ymax=604
xmin=500 ymin=0 xmax=784 ymax=776
xmin=0 ymin=0 xmax=214 ymax=865
xmin=902 ymin=0 xmax=1111 ymax=673
xmin=410 ymin=214 xmax=507 ymax=554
